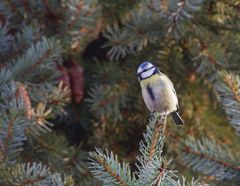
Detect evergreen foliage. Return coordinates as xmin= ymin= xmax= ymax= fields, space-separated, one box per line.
xmin=181 ymin=137 xmax=240 ymax=180
xmin=0 ymin=0 xmax=240 ymax=185
xmin=214 ymin=71 xmax=240 ymax=134
xmin=88 ymin=0 xmax=240 ymax=185
xmin=0 ymin=162 xmax=74 ymax=186
xmin=90 ymin=116 xmax=201 ymax=186
xmin=0 ymin=0 xmax=98 ymax=185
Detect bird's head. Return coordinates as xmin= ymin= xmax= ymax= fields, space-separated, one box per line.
xmin=137 ymin=61 xmax=160 ymax=80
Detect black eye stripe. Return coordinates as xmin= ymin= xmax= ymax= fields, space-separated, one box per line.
xmin=137 ymin=66 xmax=155 ymax=76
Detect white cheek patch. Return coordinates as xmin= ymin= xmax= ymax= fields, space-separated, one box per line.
xmin=141 ymin=68 xmax=155 ymax=79
xmin=137 ymin=68 xmax=143 ymax=74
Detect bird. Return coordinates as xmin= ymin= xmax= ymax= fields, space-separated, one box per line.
xmin=137 ymin=61 xmax=184 ymax=125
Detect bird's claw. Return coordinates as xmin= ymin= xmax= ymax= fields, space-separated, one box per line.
xmin=150 ymin=112 xmax=167 ymax=123
xmin=158 ymin=113 xmax=167 ymax=123
xmin=150 ymin=112 xmax=156 ymax=119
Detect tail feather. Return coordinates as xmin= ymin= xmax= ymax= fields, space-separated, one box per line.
xmin=171 ymin=112 xmax=184 ymax=125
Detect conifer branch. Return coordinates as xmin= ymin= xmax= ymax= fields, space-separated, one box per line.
xmin=0 ymin=0 xmax=99 ymax=185
xmin=12 ymin=26 xmax=42 ymax=58
xmin=182 ymin=147 xmax=240 ymax=172
xmin=95 ymin=157 xmax=127 ymax=186
xmin=0 ymin=21 xmax=13 ymax=56
xmin=104 ymin=0 xmax=204 ymax=59
xmin=89 ymin=149 xmax=135 ymax=186
xmin=0 ymin=68 xmax=12 ymax=85
xmin=10 ymin=37 xmax=62 ymax=82
xmin=16 ymin=175 xmax=47 ymax=186
xmin=194 ymin=41 xmax=225 ymax=82
xmin=16 ymin=83 xmax=32 ymax=119
xmin=136 ymin=156 xmax=175 ymax=185
xmin=220 ymin=71 xmax=240 ymax=102
xmin=135 ymin=115 xmax=179 ymax=185
xmin=0 ymin=115 xmax=27 ymax=162
xmin=0 ymin=162 xmax=73 ymax=186
xmin=26 ymin=132 xmax=90 ymax=184
xmin=149 ymin=119 xmax=166 ymax=160
xmin=29 ymin=82 xmax=71 ymax=115
xmin=29 ymin=103 xmax=53 ymax=135
xmin=1 ymin=118 xmax=15 ymax=161
xmin=62 ymin=0 xmax=99 ymax=48
xmin=89 ymin=113 xmax=203 ymax=185
xmin=138 ymin=115 xmax=166 ymax=162
xmin=179 ymin=177 xmax=202 ymax=186
xmin=1 ymin=0 xmax=240 ymax=185
xmin=214 ymin=71 xmax=240 ymax=134
xmin=147 ymin=0 xmax=168 ymax=14
xmin=180 ymin=137 xmax=240 ymax=180
xmin=0 ymin=82 xmax=28 ymax=162
xmin=21 ymin=48 xmax=52 ymax=77
xmin=67 ymin=1 xmax=84 ymax=31
xmin=86 ymin=84 xmax=128 ymax=122
xmin=167 ymin=0 xmax=203 ymax=35
xmin=194 ymin=43 xmax=240 ymax=134
xmin=153 ymin=165 xmax=166 ymax=186
xmin=104 ymin=12 xmax=163 ymax=60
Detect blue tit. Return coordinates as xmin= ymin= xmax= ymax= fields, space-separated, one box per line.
xmin=137 ymin=61 xmax=184 ymax=125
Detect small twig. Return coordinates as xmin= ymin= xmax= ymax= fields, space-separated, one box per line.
xmin=96 ymin=157 xmax=127 ymax=186
xmin=2 ymin=119 xmax=15 ymax=160
xmin=18 ymin=175 xmax=47 ymax=186
xmin=149 ymin=116 xmax=166 ymax=160
xmin=16 ymin=83 xmax=32 ymax=119
xmin=222 ymin=74 xmax=240 ymax=102
xmin=67 ymin=1 xmax=84 ymax=31
xmin=168 ymin=0 xmax=187 ymax=34
xmin=154 ymin=163 xmax=168 ymax=186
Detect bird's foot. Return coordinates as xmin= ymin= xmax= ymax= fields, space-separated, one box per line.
xmin=150 ymin=112 xmax=167 ymax=124
xmin=150 ymin=111 xmax=157 ymax=120
xmin=158 ymin=113 xmax=167 ymax=123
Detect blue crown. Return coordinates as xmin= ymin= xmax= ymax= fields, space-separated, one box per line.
xmin=137 ymin=61 xmax=154 ymax=75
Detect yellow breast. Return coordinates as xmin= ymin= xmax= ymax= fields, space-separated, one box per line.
xmin=140 ymin=74 xmax=160 ymax=87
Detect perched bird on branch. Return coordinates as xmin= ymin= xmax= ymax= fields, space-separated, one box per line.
xmin=137 ymin=61 xmax=184 ymax=125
